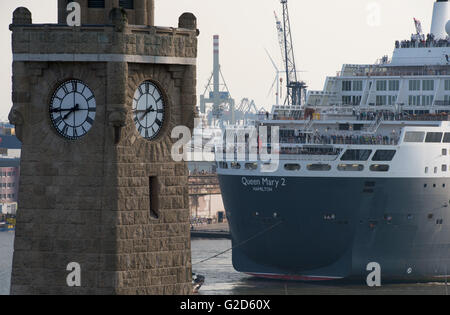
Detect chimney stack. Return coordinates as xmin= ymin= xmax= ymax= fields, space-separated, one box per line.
xmin=213 ymin=35 xmax=220 ymax=98
xmin=430 ymin=0 xmax=450 ymax=39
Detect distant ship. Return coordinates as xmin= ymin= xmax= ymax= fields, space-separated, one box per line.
xmin=217 ymin=0 xmax=450 ymax=281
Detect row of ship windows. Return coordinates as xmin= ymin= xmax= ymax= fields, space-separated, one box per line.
xmin=404 ymin=131 xmax=450 ymax=143
xmin=274 ymin=149 xmax=395 ymax=162
xmin=340 ymin=149 xmax=395 ymax=161
xmin=219 ymin=162 xmax=390 ymax=172
xmin=219 ymin=149 xmax=396 ymax=170
xmin=280 ymin=149 xmax=396 ymax=162
xmin=342 ymin=79 xmax=449 ymax=92
xmin=342 ymin=95 xmax=440 ymax=106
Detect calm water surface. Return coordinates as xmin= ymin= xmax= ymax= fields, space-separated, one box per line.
xmin=191 ymin=238 xmax=450 ymax=295
xmin=1 ymin=234 xmax=449 ymax=295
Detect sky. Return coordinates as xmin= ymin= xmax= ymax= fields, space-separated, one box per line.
xmin=0 ymin=0 xmax=439 ymax=120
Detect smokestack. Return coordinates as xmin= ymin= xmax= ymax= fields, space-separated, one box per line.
xmin=430 ymin=0 xmax=450 ymax=39
xmin=213 ymin=35 xmax=220 ymax=98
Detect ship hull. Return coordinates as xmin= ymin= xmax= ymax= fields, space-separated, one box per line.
xmin=219 ymin=174 xmax=450 ymax=281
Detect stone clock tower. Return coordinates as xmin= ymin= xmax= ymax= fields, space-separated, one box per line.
xmin=9 ymin=0 xmax=198 ymax=295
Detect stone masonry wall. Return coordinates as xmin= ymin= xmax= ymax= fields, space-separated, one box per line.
xmin=11 ymin=25 xmax=197 ymax=59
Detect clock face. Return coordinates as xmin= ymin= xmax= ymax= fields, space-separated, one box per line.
xmin=132 ymin=81 xmax=165 ymax=140
xmin=49 ymin=79 xmax=96 ymax=140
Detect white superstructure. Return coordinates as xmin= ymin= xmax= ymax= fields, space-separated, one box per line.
xmin=217 ymin=0 xmax=450 ymax=181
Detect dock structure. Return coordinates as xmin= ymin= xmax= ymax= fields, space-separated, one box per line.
xmin=188 ymin=174 xmax=230 ymax=239
xmin=191 ymin=223 xmax=230 ymax=239
xmin=189 ymin=174 xmax=221 ymax=196
xmin=188 ymin=174 xmax=225 ymax=220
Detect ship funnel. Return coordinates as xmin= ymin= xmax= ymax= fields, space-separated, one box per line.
xmin=430 ymin=0 xmax=450 ymax=40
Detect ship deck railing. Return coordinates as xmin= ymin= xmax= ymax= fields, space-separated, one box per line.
xmin=262 ymin=112 xmax=450 ymax=123
xmin=395 ymin=38 xmax=450 ymax=49
xmin=280 ymin=135 xmax=399 ymax=146
xmin=216 ymin=137 xmax=397 ymax=161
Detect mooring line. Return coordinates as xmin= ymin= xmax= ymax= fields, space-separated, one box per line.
xmin=192 ymin=220 xmax=284 ymax=266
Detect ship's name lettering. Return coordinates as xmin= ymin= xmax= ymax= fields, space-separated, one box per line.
xmin=241 ymin=177 xmax=286 ymax=188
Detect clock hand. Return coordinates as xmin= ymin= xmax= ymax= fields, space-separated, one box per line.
xmin=63 ymin=104 xmax=80 ymax=120
xmin=140 ymin=107 xmax=156 ymax=120
xmin=50 ymin=108 xmax=71 ymax=113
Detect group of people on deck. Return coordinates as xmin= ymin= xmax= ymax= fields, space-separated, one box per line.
xmin=281 ymin=133 xmax=399 ymax=147
xmin=396 ymin=33 xmax=450 ymax=49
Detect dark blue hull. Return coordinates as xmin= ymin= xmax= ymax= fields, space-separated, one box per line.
xmin=218 ymin=175 xmax=450 ymax=281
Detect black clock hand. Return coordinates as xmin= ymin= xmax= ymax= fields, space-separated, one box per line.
xmin=63 ymin=104 xmax=80 ymax=120
xmin=50 ymin=108 xmax=71 ymax=113
xmin=140 ymin=107 xmax=156 ymax=120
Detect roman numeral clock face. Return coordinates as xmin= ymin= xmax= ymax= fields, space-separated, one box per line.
xmin=133 ymin=81 xmax=165 ymax=140
xmin=49 ymin=79 xmax=96 ymax=140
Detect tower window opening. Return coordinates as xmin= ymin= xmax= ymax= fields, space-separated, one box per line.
xmin=119 ymin=0 xmax=134 ymax=9
xmin=88 ymin=0 xmax=105 ymax=8
xmin=149 ymin=176 xmax=160 ymax=219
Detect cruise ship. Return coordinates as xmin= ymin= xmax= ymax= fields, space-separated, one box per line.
xmin=217 ymin=0 xmax=450 ymax=281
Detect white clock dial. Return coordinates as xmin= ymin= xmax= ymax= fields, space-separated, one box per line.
xmin=49 ymin=79 xmax=96 ymax=140
xmin=132 ymin=81 xmax=165 ymax=140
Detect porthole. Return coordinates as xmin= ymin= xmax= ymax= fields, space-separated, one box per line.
xmin=245 ymin=163 xmax=258 ymax=170
xmin=370 ymin=164 xmax=390 ymax=172
xmin=338 ymin=164 xmax=364 ymax=172
xmin=284 ymin=164 xmax=301 ymax=171
xmin=230 ymin=162 xmax=241 ymax=169
xmin=307 ymin=164 xmax=331 ymax=171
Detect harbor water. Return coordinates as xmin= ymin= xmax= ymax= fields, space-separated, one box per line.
xmin=191 ymin=239 xmax=450 ymax=295
xmin=1 ymin=233 xmax=450 ymax=295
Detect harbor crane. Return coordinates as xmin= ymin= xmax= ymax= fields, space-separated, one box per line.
xmin=275 ymin=0 xmax=307 ymax=107
xmin=200 ymin=35 xmax=236 ymax=126
xmin=200 ymin=35 xmax=263 ymax=126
